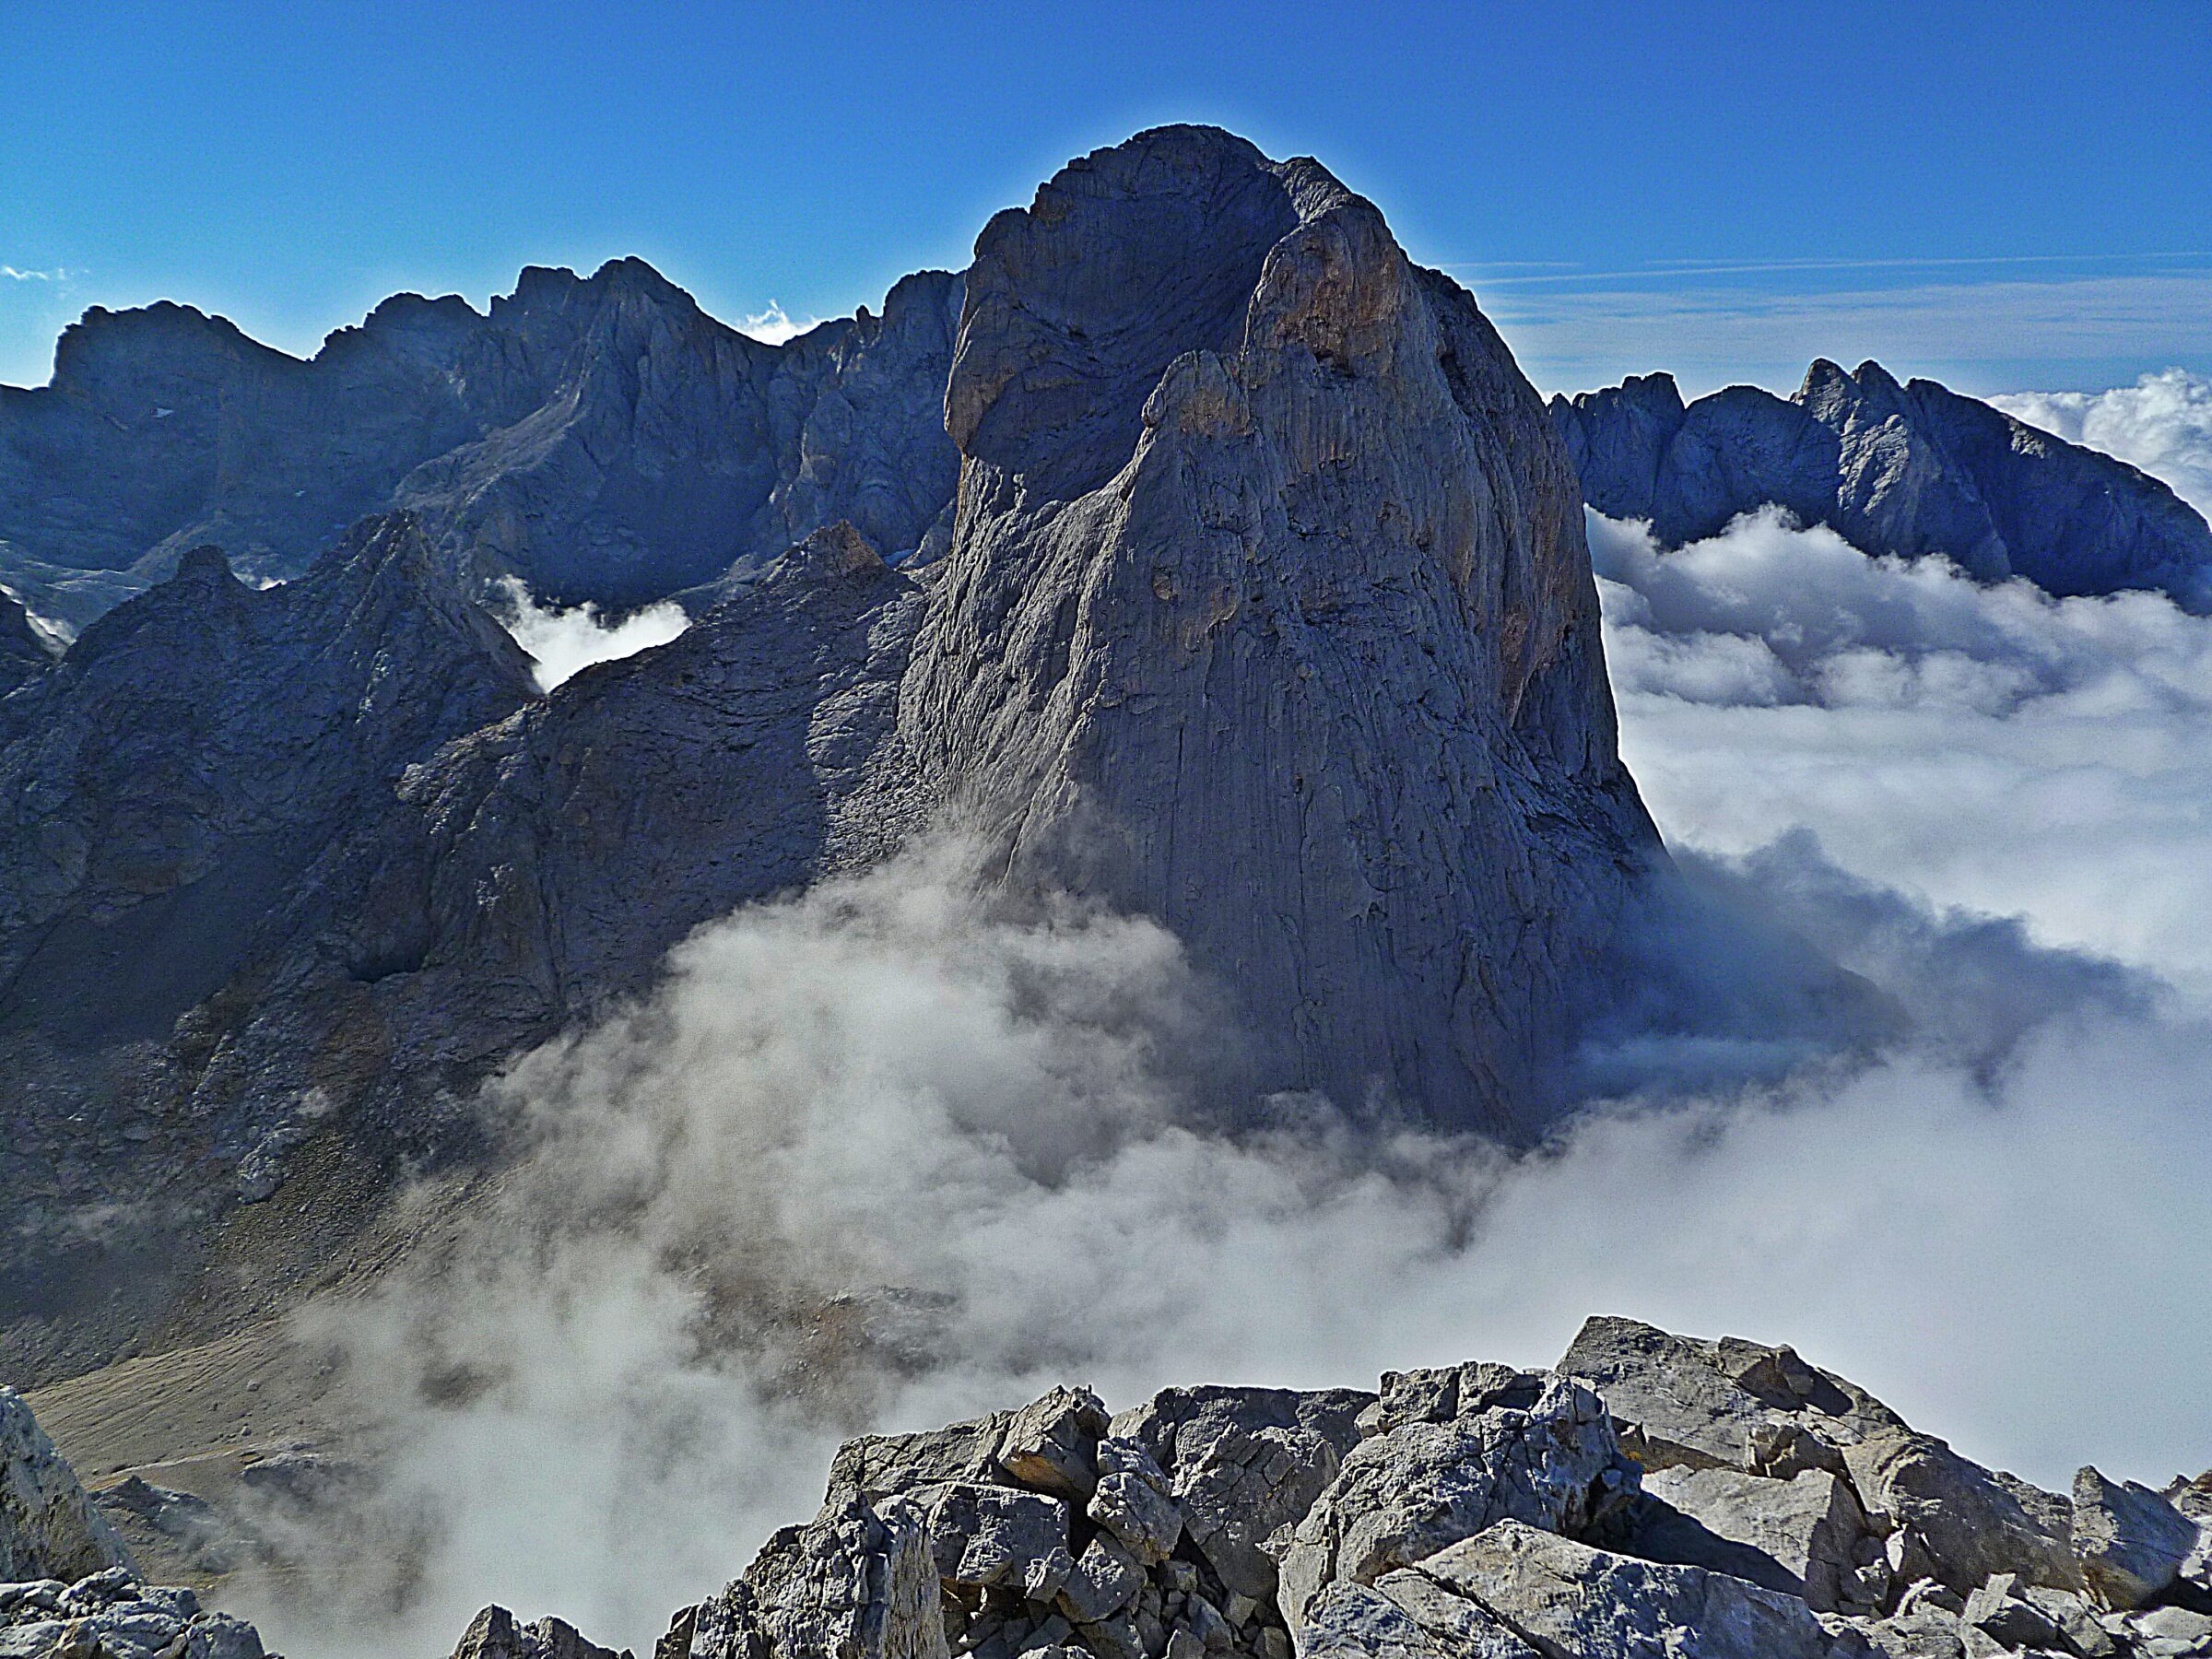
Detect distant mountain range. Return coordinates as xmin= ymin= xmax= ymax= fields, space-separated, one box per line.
xmin=1550 ymin=360 xmax=2212 ymax=608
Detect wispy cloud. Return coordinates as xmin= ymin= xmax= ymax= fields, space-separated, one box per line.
xmin=736 ymin=299 xmax=821 ymax=346
xmin=0 ymin=265 xmax=70 ymax=282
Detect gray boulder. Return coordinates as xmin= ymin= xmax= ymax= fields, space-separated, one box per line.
xmin=1273 ymin=1375 xmax=1636 ymax=1625
xmin=0 ymin=1567 xmax=264 ymax=1659
xmin=1000 ymin=1389 xmax=1114 ymax=1501
xmin=1088 ymin=1440 xmax=1182 ymax=1567
xmin=676 ymin=1495 xmax=949 ymax=1659
xmin=1552 ymin=359 xmax=2212 ymax=607
xmin=1841 ymin=1432 xmax=2083 ymax=1600
xmin=1111 ymin=1385 xmax=1373 ymax=1602
xmin=449 ymin=1605 xmax=630 ymax=1659
xmin=2070 ymin=1465 xmax=2200 ymax=1609
xmin=1630 ymin=1465 xmax=1877 ymax=1613
xmin=0 ymin=1386 xmax=132 ymax=1583
xmin=1391 ymin=1519 xmax=1859 ymax=1659
xmin=1296 ymin=1579 xmax=1537 ymax=1659
xmin=1557 ymin=1316 xmax=1905 ymax=1475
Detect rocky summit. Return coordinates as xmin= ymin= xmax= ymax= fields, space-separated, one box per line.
xmin=1549 ymin=361 xmax=2212 ymax=607
xmin=8 ymin=1318 xmax=2210 ymax=1659
xmin=0 ymin=127 xmax=1665 ymax=1376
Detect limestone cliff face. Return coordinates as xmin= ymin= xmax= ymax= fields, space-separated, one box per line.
xmin=1551 ymin=361 xmax=2212 ymax=606
xmin=0 ymin=264 xmax=963 ymax=627
xmin=905 ymin=127 xmax=1658 ymax=1127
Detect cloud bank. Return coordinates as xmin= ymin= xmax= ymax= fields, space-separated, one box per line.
xmin=239 ymin=510 xmax=2212 ymax=1659
xmin=1992 ymin=369 xmax=2212 ymax=520
xmin=1592 ymin=507 xmax=2212 ymax=994
xmin=496 ymin=580 xmax=689 ymax=691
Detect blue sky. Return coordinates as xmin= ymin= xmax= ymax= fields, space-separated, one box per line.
xmin=6 ymin=0 xmax=2209 ymax=396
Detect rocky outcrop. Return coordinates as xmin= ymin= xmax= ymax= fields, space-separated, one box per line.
xmin=1 ymin=1393 xmax=265 ymax=1657
xmin=0 ymin=262 xmax=963 ymax=627
xmin=904 ymin=125 xmax=1658 ymax=1126
xmin=1550 ymin=361 xmax=2212 ymax=607
xmin=1273 ymin=1376 xmax=1635 ymax=1624
xmin=447 ymin=1604 xmax=631 ymax=1659
xmin=1557 ymin=1316 xmax=1907 ymax=1477
xmin=1 ymin=1386 xmax=131 ymax=1583
xmin=659 ymin=1318 xmax=2212 ymax=1659
xmin=0 ymin=1568 xmax=267 ymax=1659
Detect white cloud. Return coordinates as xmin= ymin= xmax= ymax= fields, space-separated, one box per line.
xmin=1992 ymin=369 xmax=2212 ymax=520
xmin=495 ymin=579 xmax=689 ymax=691
xmin=1590 ymin=507 xmax=2212 ymax=994
xmin=736 ymin=300 xmax=822 ymax=346
xmin=0 ymin=265 xmax=67 ymax=282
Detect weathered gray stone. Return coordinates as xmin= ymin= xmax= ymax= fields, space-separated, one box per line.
xmin=1112 ymin=1385 xmax=1373 ymax=1602
xmin=1089 ymin=1440 xmax=1182 ymax=1567
xmin=921 ymin=1484 xmax=1073 ymax=1595
xmin=1274 ymin=1374 xmax=1636 ymax=1625
xmin=2071 ymin=1465 xmax=2199 ymax=1609
xmin=1841 ymin=1433 xmax=2084 ymax=1600
xmin=1295 ymin=1579 xmax=1536 ymax=1659
xmin=1356 ymin=1366 xmax=1545 ymax=1439
xmin=1630 ymin=1465 xmax=1874 ymax=1612
xmin=448 ymin=1604 xmax=630 ymax=1659
xmin=1960 ymin=1572 xmax=2066 ymax=1653
xmin=1552 ymin=359 xmax=2212 ymax=608
xmin=1055 ymin=1535 xmax=1145 ymax=1627
xmin=0 ymin=1388 xmax=132 ymax=1583
xmin=1558 ymin=1316 xmax=1905 ymax=1475
xmin=680 ymin=1494 xmax=949 ymax=1659
xmin=1403 ymin=1519 xmax=1855 ymax=1659
xmin=998 ymin=1389 xmax=1112 ymax=1500
xmin=0 ymin=1566 xmax=265 ymax=1659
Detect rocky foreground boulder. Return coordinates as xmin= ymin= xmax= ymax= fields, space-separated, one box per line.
xmin=6 ymin=1319 xmax=2209 ymax=1659
xmin=1550 ymin=361 xmax=2212 ymax=607
xmin=631 ymin=1316 xmax=2211 ymax=1659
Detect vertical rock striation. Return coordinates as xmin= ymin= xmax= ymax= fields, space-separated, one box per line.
xmin=904 ymin=126 xmax=1658 ymax=1128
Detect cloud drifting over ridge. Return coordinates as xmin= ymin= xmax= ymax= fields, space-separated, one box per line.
xmin=1992 ymin=369 xmax=2212 ymax=519
xmin=497 ymin=579 xmax=689 ymax=690
xmin=243 ymin=508 xmax=2212 ymax=1659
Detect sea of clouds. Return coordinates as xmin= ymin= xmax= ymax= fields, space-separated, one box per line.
xmin=242 ymin=386 xmax=2212 ymax=1659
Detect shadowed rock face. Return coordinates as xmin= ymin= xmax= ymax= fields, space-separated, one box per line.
xmin=0 ymin=589 xmax=57 ymax=692
xmin=0 ymin=127 xmax=1662 ymax=1368
xmin=1550 ymin=360 xmax=2212 ymax=607
xmin=910 ymin=125 xmax=1659 ymax=1127
xmin=0 ymin=262 xmax=964 ymax=628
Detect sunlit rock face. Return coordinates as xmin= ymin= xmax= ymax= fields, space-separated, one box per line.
xmin=1551 ymin=359 xmax=2212 ymax=608
xmin=907 ymin=125 xmax=1659 ymax=1131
